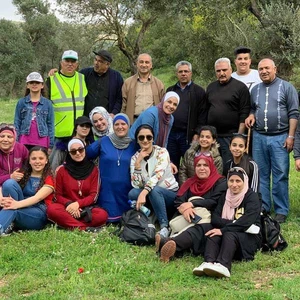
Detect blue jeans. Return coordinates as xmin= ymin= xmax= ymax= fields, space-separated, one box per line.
xmin=217 ymin=137 xmax=232 ymax=167
xmin=128 ymin=186 xmax=177 ymax=228
xmin=0 ymin=179 xmax=47 ymax=234
xmin=252 ymin=131 xmax=289 ymax=215
xmin=167 ymin=129 xmax=190 ymax=170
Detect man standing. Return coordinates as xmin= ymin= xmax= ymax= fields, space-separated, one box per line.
xmin=231 ymin=46 xmax=261 ymax=92
xmin=121 ymin=53 xmax=165 ymax=125
xmin=245 ymin=58 xmax=299 ymax=223
xmin=166 ymin=61 xmax=207 ymax=170
xmin=81 ymin=50 xmax=123 ymax=117
xmin=47 ymin=50 xmax=88 ymax=170
xmin=207 ymin=57 xmax=250 ymax=165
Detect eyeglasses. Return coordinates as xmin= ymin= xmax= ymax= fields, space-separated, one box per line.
xmin=69 ymin=147 xmax=85 ymax=155
xmin=137 ymin=135 xmax=153 ymax=142
xmin=195 ymin=151 xmax=211 ymax=157
xmin=79 ymin=124 xmax=91 ymax=128
xmin=177 ymin=70 xmax=191 ymax=74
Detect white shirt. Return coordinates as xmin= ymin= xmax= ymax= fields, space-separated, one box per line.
xmin=232 ymin=69 xmax=262 ymax=92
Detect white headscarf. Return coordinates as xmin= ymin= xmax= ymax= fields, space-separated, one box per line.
xmin=89 ymin=106 xmax=114 ymax=138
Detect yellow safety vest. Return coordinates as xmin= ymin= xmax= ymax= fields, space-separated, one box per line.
xmin=50 ymin=72 xmax=87 ymax=138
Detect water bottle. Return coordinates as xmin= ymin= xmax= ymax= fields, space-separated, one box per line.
xmin=128 ymin=200 xmax=151 ymax=217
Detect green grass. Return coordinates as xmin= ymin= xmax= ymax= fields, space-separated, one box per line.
xmin=1 ymin=99 xmax=300 ymax=299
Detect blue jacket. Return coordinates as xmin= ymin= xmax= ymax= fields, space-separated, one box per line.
xmin=129 ymin=106 xmax=174 ymax=148
xmin=14 ymin=95 xmax=55 ymax=148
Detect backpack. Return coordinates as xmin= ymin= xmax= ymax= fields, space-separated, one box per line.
xmin=117 ymin=209 xmax=156 ymax=246
xmin=260 ymin=212 xmax=288 ymax=252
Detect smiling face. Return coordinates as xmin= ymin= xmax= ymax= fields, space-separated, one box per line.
xmin=29 ymin=150 xmax=48 ymax=174
xmin=258 ymin=59 xmax=277 ymax=83
xmin=215 ymin=61 xmax=232 ymax=84
xmin=92 ymin=113 xmax=108 ymax=132
xmin=27 ymin=81 xmax=44 ymax=93
xmin=199 ymin=130 xmax=215 ymax=152
xmin=69 ymin=142 xmax=85 ymax=162
xmin=60 ymin=58 xmax=78 ymax=76
xmin=137 ymin=128 xmax=153 ymax=152
xmin=113 ymin=120 xmax=129 ymax=138
xmin=230 ymin=137 xmax=246 ymax=161
xmin=163 ymin=96 xmax=179 ymax=115
xmin=0 ymin=131 xmax=15 ymax=152
xmin=235 ymin=53 xmax=251 ymax=75
xmin=75 ymin=124 xmax=91 ymax=139
xmin=195 ymin=158 xmax=211 ymax=179
xmin=136 ymin=54 xmax=152 ymax=76
xmin=228 ymin=174 xmax=244 ymax=194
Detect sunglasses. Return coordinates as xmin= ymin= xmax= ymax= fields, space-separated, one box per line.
xmin=69 ymin=147 xmax=85 ymax=155
xmin=195 ymin=151 xmax=211 ymax=157
xmin=79 ymin=123 xmax=91 ymax=128
xmin=137 ymin=135 xmax=153 ymax=142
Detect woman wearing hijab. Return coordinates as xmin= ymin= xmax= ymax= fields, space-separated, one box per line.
xmin=129 ymin=92 xmax=180 ymax=148
xmin=0 ymin=124 xmax=28 ymax=197
xmin=86 ymin=113 xmax=136 ymax=223
xmin=193 ymin=167 xmax=262 ymax=278
xmin=156 ymin=154 xmax=227 ymax=262
xmin=89 ymin=106 xmax=114 ymax=140
xmin=47 ymin=138 xmax=108 ymax=231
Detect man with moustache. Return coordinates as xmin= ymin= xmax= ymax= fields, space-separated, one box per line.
xmin=245 ymin=58 xmax=299 ymax=223
xmin=207 ymin=57 xmax=250 ymax=165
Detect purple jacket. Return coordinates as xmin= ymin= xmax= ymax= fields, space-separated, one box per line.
xmin=0 ymin=142 xmax=28 ymax=185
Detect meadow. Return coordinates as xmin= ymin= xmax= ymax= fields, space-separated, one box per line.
xmin=0 ymin=99 xmax=300 ymax=300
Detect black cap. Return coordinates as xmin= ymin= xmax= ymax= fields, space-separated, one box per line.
xmin=75 ymin=116 xmax=92 ymax=127
xmin=234 ymin=46 xmax=251 ymax=56
xmin=93 ymin=50 xmax=113 ymax=63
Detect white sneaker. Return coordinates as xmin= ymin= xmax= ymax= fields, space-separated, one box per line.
xmin=193 ymin=262 xmax=209 ymax=277
xmin=158 ymin=227 xmax=170 ymax=238
xmin=203 ymin=262 xmax=231 ymax=278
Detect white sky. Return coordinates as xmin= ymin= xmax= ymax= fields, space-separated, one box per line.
xmin=0 ymin=0 xmax=22 ymax=21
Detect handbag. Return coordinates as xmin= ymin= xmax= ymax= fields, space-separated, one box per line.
xmin=169 ymin=206 xmax=211 ymax=237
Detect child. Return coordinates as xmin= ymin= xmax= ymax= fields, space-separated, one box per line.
xmin=14 ymin=72 xmax=54 ymax=151
xmin=223 ymin=134 xmax=259 ymax=192
xmin=179 ymin=125 xmax=223 ymax=185
xmin=0 ymin=146 xmax=54 ymax=235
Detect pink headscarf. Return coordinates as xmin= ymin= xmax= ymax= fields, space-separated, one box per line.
xmin=221 ymin=167 xmax=249 ymax=220
xmin=0 ymin=124 xmax=17 ymax=154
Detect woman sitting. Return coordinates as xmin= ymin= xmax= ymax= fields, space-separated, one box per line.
xmin=179 ymin=125 xmax=223 ymax=185
xmin=89 ymin=106 xmax=113 ymax=140
xmin=129 ymin=92 xmax=180 ymax=148
xmin=223 ymin=133 xmax=259 ymax=192
xmin=156 ymin=154 xmax=227 ymax=262
xmin=0 ymin=146 xmax=54 ymax=235
xmin=129 ymin=124 xmax=179 ymax=238
xmin=193 ymin=167 xmax=261 ymax=278
xmin=86 ymin=113 xmax=136 ymax=223
xmin=47 ymin=139 xmax=108 ymax=231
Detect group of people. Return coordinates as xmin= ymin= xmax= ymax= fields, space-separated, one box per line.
xmin=0 ymin=44 xmax=299 ymax=279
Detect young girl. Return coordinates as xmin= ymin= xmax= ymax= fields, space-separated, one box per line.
xmin=179 ymin=126 xmax=223 ymax=185
xmin=223 ymin=134 xmax=259 ymax=192
xmin=0 ymin=147 xmax=54 ymax=235
xmin=72 ymin=116 xmax=94 ymax=145
xmin=14 ymin=72 xmax=54 ymax=151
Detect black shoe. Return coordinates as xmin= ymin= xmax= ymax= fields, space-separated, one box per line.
xmin=274 ymin=214 xmax=287 ymax=224
xmin=85 ymin=226 xmax=104 ymax=233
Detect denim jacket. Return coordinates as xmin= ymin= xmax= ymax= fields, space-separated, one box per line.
xmin=14 ymin=95 xmax=55 ymax=148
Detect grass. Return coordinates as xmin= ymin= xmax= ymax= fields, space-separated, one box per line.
xmin=1 ymin=99 xmax=300 ymax=299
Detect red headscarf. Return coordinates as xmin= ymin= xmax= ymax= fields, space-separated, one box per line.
xmin=177 ymin=154 xmax=223 ymax=197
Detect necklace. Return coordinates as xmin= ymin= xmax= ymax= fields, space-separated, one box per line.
xmin=116 ymin=149 xmax=124 ymax=167
xmin=78 ymin=180 xmax=83 ymax=197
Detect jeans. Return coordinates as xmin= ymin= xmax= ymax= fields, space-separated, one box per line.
xmin=167 ymin=129 xmax=190 ymax=170
xmin=128 ymin=186 xmax=176 ymax=228
xmin=217 ymin=137 xmax=232 ymax=167
xmin=0 ymin=179 xmax=47 ymax=234
xmin=252 ymin=131 xmax=289 ymax=215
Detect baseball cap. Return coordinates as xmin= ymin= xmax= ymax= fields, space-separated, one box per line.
xmin=93 ymin=50 xmax=112 ymax=63
xmin=234 ymin=46 xmax=251 ymax=56
xmin=75 ymin=116 xmax=92 ymax=127
xmin=26 ymin=72 xmax=44 ymax=83
xmin=62 ymin=50 xmax=78 ymax=60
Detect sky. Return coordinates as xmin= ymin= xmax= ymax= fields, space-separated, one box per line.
xmin=0 ymin=0 xmax=22 ymax=21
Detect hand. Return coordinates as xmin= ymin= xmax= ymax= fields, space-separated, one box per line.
xmin=170 ymin=163 xmax=178 ymax=175
xmin=2 ymin=196 xmax=19 ymax=210
xmin=66 ymin=202 xmax=80 ymax=218
xmin=135 ymin=149 xmax=152 ymax=167
xmin=177 ymin=202 xmax=193 ymax=215
xmin=205 ymin=228 xmax=222 ymax=237
xmin=11 ymin=168 xmax=24 ymax=182
xmin=284 ymin=137 xmax=294 ymax=153
xmin=109 ymin=113 xmax=115 ymax=119
xmin=48 ymin=68 xmax=58 ymax=76
xmin=245 ymin=115 xmax=255 ymax=129
xmin=136 ymin=190 xmax=147 ymax=210
xmin=182 ymin=207 xmax=196 ymax=223
xmin=295 ymin=159 xmax=300 ymax=171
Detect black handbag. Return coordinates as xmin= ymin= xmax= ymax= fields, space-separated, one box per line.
xmin=117 ymin=209 xmax=156 ymax=246
xmin=260 ymin=211 xmax=288 ymax=252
